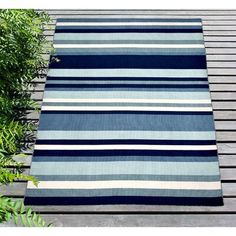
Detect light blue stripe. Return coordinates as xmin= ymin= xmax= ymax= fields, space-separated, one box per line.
xmin=48 ymin=69 xmax=208 ymax=78
xmin=33 ymin=174 xmax=220 ymax=182
xmin=54 ymin=33 xmax=204 ymax=41
xmin=54 ymin=48 xmax=205 ymax=56
xmin=37 ymin=130 xmax=216 ymax=140
xmin=26 ymin=189 xmax=221 ymax=198
xmin=30 ymin=162 xmax=220 ymax=176
xmin=43 ymin=91 xmax=211 ymax=99
xmin=54 ymin=39 xmax=204 ymax=44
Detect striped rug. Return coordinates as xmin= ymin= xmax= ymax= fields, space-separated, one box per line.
xmin=24 ymin=18 xmax=223 ymax=206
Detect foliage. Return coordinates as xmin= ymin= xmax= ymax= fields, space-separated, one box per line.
xmin=0 ymin=95 xmax=39 ymax=121
xmin=0 ymin=151 xmax=38 ymax=186
xmin=0 ymin=196 xmax=51 ymax=227
xmin=0 ymin=9 xmax=53 ymax=227
xmin=0 ymin=9 xmax=51 ymax=92
xmin=0 ymin=120 xmax=33 ymax=154
xmin=0 ymin=9 xmax=50 ymax=120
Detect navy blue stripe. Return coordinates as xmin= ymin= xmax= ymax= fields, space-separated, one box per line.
xmin=45 ymin=84 xmax=209 ymax=89
xmin=33 ymin=150 xmax=218 ymax=157
xmin=55 ymin=28 xmax=203 ymax=33
xmin=36 ymin=139 xmax=216 ymax=145
xmin=47 ymin=76 xmax=208 ymax=82
xmin=32 ymin=155 xmax=218 ymax=162
xmin=49 ymin=55 xmax=207 ymax=69
xmin=24 ymin=196 xmax=223 ymax=206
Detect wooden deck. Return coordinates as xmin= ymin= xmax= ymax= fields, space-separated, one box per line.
xmin=2 ymin=9 xmax=236 ymax=226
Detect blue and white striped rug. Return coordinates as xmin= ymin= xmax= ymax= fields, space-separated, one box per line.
xmin=24 ymin=18 xmax=223 ymax=206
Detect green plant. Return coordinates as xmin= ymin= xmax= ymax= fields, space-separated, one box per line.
xmin=0 ymin=9 xmax=53 ymax=227
xmin=0 ymin=10 xmax=51 ymax=91
xmin=0 ymin=96 xmax=39 ymax=121
xmin=0 ymin=151 xmax=38 ymax=186
xmin=0 ymin=196 xmax=51 ymax=227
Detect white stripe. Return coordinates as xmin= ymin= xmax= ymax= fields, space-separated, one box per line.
xmin=48 ymin=69 xmax=207 ymax=78
xmin=54 ymin=44 xmax=204 ymax=49
xmin=27 ymin=180 xmax=221 ymax=190
xmin=41 ymin=106 xmax=212 ymax=112
xmin=56 ymin=22 xmax=202 ymax=26
xmin=43 ymin=98 xmax=211 ymax=104
xmin=34 ymin=144 xmax=217 ymax=151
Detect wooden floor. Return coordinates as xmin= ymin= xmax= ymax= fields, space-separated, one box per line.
xmin=2 ymin=9 xmax=236 ymax=227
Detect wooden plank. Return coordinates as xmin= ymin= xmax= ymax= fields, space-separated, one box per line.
xmin=28 ymin=100 xmax=236 ymax=111
xmin=25 ymin=110 xmax=236 ymax=121
xmin=18 ymin=129 xmax=235 ymax=143
xmin=212 ymin=93 xmax=236 ymax=102
xmin=206 ymin=48 xmax=236 ymax=55
xmin=2 ymin=213 xmax=236 ymax=227
xmin=203 ymin=21 xmax=236 ymax=25
xmin=218 ymin=143 xmax=236 ymax=154
xmin=43 ymin=28 xmax=236 ymax=37
xmin=32 ymin=76 xmax=236 ymax=84
xmin=46 ymin=24 xmax=236 ymax=31
xmin=30 ymin=83 xmax=236 ymax=92
xmin=19 ymin=139 xmax=236 ymax=156
xmin=214 ymin=111 xmax=236 ymax=120
xmin=48 ymin=15 xmax=236 ymax=21
xmin=1 ymin=183 xmax=27 ymax=196
xmin=209 ymin=78 xmax=236 ymax=84
xmin=215 ymin=121 xmax=236 ymax=130
xmin=45 ymin=10 xmax=236 ymax=14
xmin=204 ymin=26 xmax=236 ymax=31
xmin=11 ymin=154 xmax=236 ymax=168
xmin=2 ymin=172 xmax=236 ymax=197
xmin=208 ymin=61 xmax=236 ymax=67
xmin=27 ymin=198 xmax=236 ymax=213
xmin=219 ymin=155 xmax=236 ymax=167
xmin=204 ymin=31 xmax=236 ymax=36
xmin=32 ymin=91 xmax=236 ymax=102
xmin=50 ymin=20 xmax=236 ymax=27
xmin=23 ymin=198 xmax=236 ymax=213
xmin=33 ymin=76 xmax=236 ymax=84
xmin=48 ymin=21 xmax=236 ymax=27
xmin=208 ymin=69 xmax=236 ymax=75
xmin=212 ymin=102 xmax=236 ymax=109
xmin=207 ymin=55 xmax=236 ymax=60
xmin=205 ymin=36 xmax=236 ymax=42
xmin=45 ymin=11 xmax=236 ymax=16
xmin=210 ymin=84 xmax=236 ymax=92
xmin=13 ymin=155 xmax=32 ymax=166
xmin=217 ymin=132 xmax=236 ymax=141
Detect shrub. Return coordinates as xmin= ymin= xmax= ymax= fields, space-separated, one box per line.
xmin=0 ymin=9 xmax=53 ymax=227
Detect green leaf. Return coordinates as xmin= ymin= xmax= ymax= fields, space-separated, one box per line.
xmin=20 ymin=214 xmax=27 ymax=227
